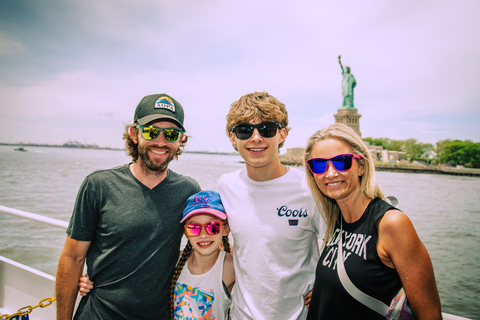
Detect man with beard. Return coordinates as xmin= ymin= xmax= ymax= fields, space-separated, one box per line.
xmin=55 ymin=94 xmax=201 ymax=319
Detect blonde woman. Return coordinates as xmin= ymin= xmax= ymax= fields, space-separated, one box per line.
xmin=304 ymin=123 xmax=441 ymax=320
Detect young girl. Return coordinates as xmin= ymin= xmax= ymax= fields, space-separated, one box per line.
xmin=170 ymin=190 xmax=235 ymax=320
xmin=78 ymin=190 xmax=235 ymax=319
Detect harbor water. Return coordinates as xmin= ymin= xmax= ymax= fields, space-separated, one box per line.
xmin=0 ymin=145 xmax=479 ymax=319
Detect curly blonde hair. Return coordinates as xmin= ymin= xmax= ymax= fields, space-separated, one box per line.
xmin=225 ymin=92 xmax=291 ymax=151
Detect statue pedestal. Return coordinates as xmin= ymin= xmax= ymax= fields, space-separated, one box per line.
xmin=334 ymin=108 xmax=362 ymax=137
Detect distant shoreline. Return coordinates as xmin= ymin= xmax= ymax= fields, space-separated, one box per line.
xmin=280 ymin=158 xmax=480 ymax=178
xmin=0 ymin=142 xmax=239 ymax=156
xmin=1 ymin=142 xmax=122 ymax=151
xmin=4 ymin=143 xmax=478 ymax=177
xmin=374 ymin=164 xmax=480 ymax=177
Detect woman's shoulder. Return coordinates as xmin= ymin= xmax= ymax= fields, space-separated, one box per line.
xmin=379 ymin=209 xmax=413 ymax=233
xmin=377 ymin=209 xmax=418 ymax=268
xmin=368 ymin=197 xmax=403 ymax=222
xmin=377 ymin=209 xmax=418 ymax=255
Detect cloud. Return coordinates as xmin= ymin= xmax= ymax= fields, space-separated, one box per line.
xmin=0 ymin=32 xmax=27 ymax=56
xmin=0 ymin=0 xmax=479 ymax=150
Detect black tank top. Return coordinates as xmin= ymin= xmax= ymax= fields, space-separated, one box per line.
xmin=307 ymin=198 xmax=402 ymax=320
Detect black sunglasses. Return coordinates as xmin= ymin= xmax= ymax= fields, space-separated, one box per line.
xmin=231 ymin=122 xmax=282 ymax=140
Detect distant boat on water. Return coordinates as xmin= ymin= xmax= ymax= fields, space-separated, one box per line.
xmin=14 ymin=147 xmax=27 ymax=152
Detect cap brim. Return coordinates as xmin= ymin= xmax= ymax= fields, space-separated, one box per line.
xmin=137 ymin=114 xmax=185 ymax=131
xmin=180 ymin=208 xmax=227 ymax=223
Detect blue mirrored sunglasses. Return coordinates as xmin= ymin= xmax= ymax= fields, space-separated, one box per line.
xmin=306 ymin=154 xmax=362 ymax=175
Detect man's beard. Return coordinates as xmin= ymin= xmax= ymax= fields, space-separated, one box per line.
xmin=138 ymin=143 xmax=177 ymax=175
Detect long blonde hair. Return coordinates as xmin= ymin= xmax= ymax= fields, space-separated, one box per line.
xmin=304 ymin=123 xmax=385 ymax=244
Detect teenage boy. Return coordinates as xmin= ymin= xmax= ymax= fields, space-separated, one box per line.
xmin=217 ymin=91 xmax=322 ymax=319
xmin=56 ymin=94 xmax=201 ymax=319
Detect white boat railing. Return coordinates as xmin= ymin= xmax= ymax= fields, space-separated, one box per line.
xmin=0 ymin=205 xmax=68 ymax=229
xmin=0 ymin=205 xmax=67 ymax=320
xmin=0 ymin=205 xmax=473 ymax=320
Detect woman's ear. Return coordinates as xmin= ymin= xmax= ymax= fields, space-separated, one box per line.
xmin=358 ymin=160 xmax=365 ymax=177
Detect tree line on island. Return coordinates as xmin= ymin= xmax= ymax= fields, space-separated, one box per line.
xmin=364 ymin=137 xmax=480 ymax=168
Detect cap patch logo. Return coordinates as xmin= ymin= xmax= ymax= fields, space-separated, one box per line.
xmin=155 ymin=96 xmax=175 ymax=112
xmin=192 ymin=195 xmax=211 ymax=208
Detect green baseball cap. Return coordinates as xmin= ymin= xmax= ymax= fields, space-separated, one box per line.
xmin=134 ymin=94 xmax=185 ymax=131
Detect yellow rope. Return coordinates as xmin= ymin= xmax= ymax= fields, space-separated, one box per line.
xmin=0 ymin=297 xmax=55 ymax=320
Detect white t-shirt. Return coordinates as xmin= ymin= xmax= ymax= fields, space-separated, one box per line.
xmin=217 ymin=167 xmax=322 ymax=320
xmin=174 ymin=251 xmax=232 ymax=319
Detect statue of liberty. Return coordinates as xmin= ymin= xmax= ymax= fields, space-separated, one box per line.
xmin=338 ymin=55 xmax=356 ymax=109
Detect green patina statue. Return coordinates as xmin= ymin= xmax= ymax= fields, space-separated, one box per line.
xmin=338 ymin=55 xmax=356 ymax=109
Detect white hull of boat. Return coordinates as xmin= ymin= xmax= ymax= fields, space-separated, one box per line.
xmin=0 ymin=256 xmax=56 ymax=319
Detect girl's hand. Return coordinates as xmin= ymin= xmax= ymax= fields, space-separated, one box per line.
xmin=304 ymin=289 xmax=313 ymax=308
xmin=78 ymin=274 xmax=94 ymax=297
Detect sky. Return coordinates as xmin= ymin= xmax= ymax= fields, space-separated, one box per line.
xmin=0 ymin=0 xmax=479 ymax=153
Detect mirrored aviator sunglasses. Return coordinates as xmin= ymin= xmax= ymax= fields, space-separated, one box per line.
xmin=232 ymin=122 xmax=282 ymax=140
xmin=135 ymin=125 xmax=183 ymax=143
xmin=307 ymin=154 xmax=362 ymax=175
xmin=184 ymin=221 xmax=225 ymax=237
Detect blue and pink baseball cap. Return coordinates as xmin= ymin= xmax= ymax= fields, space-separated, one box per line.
xmin=180 ymin=190 xmax=227 ymax=223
